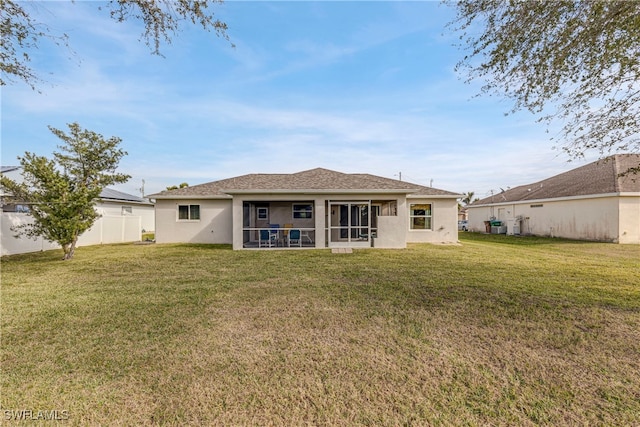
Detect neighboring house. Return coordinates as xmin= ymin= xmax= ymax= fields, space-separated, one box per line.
xmin=95 ymin=188 xmax=155 ymax=234
xmin=467 ymin=154 xmax=640 ymax=244
xmin=1 ymin=166 xmax=155 ymax=255
xmin=0 ymin=166 xmax=24 ymax=190
xmin=458 ymin=207 xmax=468 ymax=221
xmin=148 ymin=168 xmax=462 ymax=250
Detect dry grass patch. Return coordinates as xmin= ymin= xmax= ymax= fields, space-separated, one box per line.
xmin=2 ymin=236 xmax=639 ymax=425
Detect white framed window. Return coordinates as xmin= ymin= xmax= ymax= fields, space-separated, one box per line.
xmin=409 ymin=203 xmax=432 ymax=230
xmin=293 ymin=203 xmax=313 ymax=219
xmin=121 ymin=206 xmax=133 ymax=215
xmin=257 ymin=207 xmax=268 ymax=220
xmin=178 ymin=204 xmax=200 ymax=221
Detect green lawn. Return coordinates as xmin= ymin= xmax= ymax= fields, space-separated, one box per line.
xmin=2 ymin=235 xmax=639 ymax=425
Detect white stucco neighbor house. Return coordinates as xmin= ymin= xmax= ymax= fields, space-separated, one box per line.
xmin=1 ymin=166 xmax=155 ymax=255
xmin=467 ymin=154 xmax=640 ymax=244
xmin=148 ymin=168 xmax=462 ymax=249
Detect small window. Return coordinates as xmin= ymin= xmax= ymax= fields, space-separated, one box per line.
xmin=293 ymin=203 xmax=313 ymax=219
xmin=121 ymin=206 xmax=133 ymax=215
xmin=2 ymin=204 xmax=30 ymax=213
xmin=257 ymin=207 xmax=268 ymax=220
xmin=410 ymin=203 xmax=432 ymax=230
xmin=178 ymin=204 xmax=200 ymax=221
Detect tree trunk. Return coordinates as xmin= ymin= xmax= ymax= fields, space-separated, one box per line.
xmin=62 ymin=239 xmax=77 ymax=260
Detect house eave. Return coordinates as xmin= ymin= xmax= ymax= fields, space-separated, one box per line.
xmin=97 ymin=198 xmax=154 ymax=206
xmin=407 ymin=193 xmax=463 ymax=199
xmin=221 ymin=189 xmax=417 ymax=195
xmin=151 ymin=194 xmax=232 ymax=200
xmin=469 ymin=192 xmax=635 ymax=207
xmin=151 ymin=189 xmax=466 ymax=199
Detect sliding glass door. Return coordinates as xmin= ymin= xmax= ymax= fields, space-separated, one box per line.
xmin=329 ymin=201 xmax=372 ymax=247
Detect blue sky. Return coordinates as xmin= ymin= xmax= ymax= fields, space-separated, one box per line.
xmin=1 ymin=1 xmax=597 ymax=198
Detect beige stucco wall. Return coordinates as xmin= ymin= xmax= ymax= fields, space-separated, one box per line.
xmin=619 ymin=195 xmax=640 ymax=244
xmin=158 ymin=193 xmax=460 ymax=249
xmin=405 ymin=197 xmax=459 ymax=244
xmin=155 ymin=199 xmax=233 ymax=244
xmin=468 ymin=195 xmax=640 ymax=243
xmin=374 ymin=215 xmax=406 ymax=248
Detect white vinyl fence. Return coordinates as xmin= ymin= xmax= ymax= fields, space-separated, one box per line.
xmin=1 ymin=213 xmax=143 ymax=256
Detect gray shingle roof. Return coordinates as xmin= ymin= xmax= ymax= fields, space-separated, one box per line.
xmin=1 ymin=166 xmax=20 ymax=174
xmin=474 ymin=154 xmax=640 ymax=205
xmin=149 ymin=168 xmax=461 ymax=198
xmin=99 ymin=188 xmax=152 ymax=204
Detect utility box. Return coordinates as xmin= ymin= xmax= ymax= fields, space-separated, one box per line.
xmin=491 ymin=225 xmax=507 ymax=234
xmin=507 ymin=218 xmax=521 ymax=235
xmin=489 ymin=220 xmax=506 ymax=234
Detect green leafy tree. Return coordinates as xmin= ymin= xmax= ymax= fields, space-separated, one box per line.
xmin=449 ymin=1 xmax=640 ymax=171
xmin=166 ymin=182 xmax=189 ymax=191
xmin=1 ymin=0 xmax=232 ymax=89
xmin=0 ymin=123 xmax=130 ymax=260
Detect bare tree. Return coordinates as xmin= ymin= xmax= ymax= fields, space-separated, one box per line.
xmin=449 ymin=1 xmax=640 ymax=173
xmin=1 ymin=0 xmax=232 ymax=90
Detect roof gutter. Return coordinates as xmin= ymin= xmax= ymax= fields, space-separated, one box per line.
xmin=469 ymin=192 xmax=637 ymax=207
xmin=221 ymin=188 xmax=417 ymax=195
xmin=150 ymin=194 xmax=232 ymax=200
xmin=407 ymin=193 xmax=463 ymax=199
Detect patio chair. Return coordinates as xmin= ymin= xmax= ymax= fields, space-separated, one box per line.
xmin=288 ymin=229 xmax=302 ymax=247
xmin=301 ymin=230 xmax=313 ymax=243
xmin=259 ymin=229 xmax=274 ymax=247
xmin=269 ymin=224 xmax=280 ymax=246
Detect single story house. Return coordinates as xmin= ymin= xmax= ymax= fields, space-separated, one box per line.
xmin=467 ymin=154 xmax=640 ymax=244
xmin=1 ymin=166 xmax=155 ymax=255
xmin=148 ymin=168 xmax=462 ymax=249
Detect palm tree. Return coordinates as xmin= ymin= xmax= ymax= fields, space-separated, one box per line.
xmin=459 ymin=191 xmax=478 ymax=221
xmin=462 ymin=191 xmax=475 ymax=206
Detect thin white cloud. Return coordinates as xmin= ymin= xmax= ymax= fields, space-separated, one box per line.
xmin=4 ymin=1 xmax=603 ymax=200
